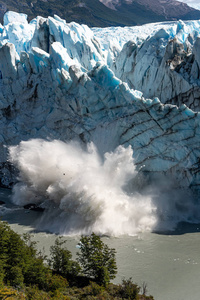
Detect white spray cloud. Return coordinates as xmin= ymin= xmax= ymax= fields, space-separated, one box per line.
xmin=9 ymin=139 xmax=200 ymax=236
xmin=9 ymin=139 xmax=157 ymax=236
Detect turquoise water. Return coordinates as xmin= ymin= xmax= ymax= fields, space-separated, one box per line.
xmin=1 ymin=188 xmax=200 ymax=299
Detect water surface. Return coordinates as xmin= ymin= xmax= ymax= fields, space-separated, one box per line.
xmin=1 ymin=188 xmax=200 ymax=300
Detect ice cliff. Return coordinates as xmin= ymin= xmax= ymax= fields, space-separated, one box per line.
xmin=0 ymin=11 xmax=200 ymax=195
xmin=94 ymin=20 xmax=200 ymax=111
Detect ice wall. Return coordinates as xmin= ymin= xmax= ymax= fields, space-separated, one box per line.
xmin=0 ymin=11 xmax=199 ymax=198
xmin=94 ymin=20 xmax=200 ymax=111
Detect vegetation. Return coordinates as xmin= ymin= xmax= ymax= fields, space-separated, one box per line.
xmin=49 ymin=237 xmax=81 ymax=279
xmin=77 ymin=233 xmax=117 ymax=287
xmin=0 ymin=221 xmax=154 ymax=299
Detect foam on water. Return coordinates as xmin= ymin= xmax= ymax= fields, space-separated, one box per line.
xmin=8 ymin=139 xmax=200 ymax=236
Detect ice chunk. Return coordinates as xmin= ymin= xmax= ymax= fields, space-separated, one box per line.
xmin=3 ymin=11 xmax=28 ymax=26
xmin=51 ymin=42 xmax=81 ymax=71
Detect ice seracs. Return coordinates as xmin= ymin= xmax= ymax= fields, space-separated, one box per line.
xmin=108 ymin=20 xmax=200 ymax=111
xmin=3 ymin=11 xmax=28 ymax=25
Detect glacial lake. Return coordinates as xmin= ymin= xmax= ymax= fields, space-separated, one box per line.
xmin=1 ymin=188 xmax=200 ymax=300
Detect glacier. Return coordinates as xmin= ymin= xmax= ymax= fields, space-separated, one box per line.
xmin=94 ymin=20 xmax=200 ymax=111
xmin=0 ymin=11 xmax=200 ymax=234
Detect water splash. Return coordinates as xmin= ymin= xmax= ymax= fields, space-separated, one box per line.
xmin=9 ymin=139 xmax=157 ymax=235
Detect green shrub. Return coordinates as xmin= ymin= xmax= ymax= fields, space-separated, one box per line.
xmin=47 ymin=273 xmax=68 ymax=291
xmin=9 ymin=265 xmax=24 ymax=287
xmin=119 ymin=278 xmax=140 ymax=299
xmin=50 ymin=289 xmax=71 ymax=299
xmin=83 ymin=281 xmax=103 ymax=296
xmin=25 ymin=285 xmax=50 ymax=300
xmin=24 ymin=258 xmax=51 ymax=290
xmin=0 ymin=261 xmax=5 ymax=287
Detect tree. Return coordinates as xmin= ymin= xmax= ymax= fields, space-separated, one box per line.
xmin=0 ymin=221 xmax=51 ymax=290
xmin=49 ymin=237 xmax=81 ymax=278
xmin=77 ymin=233 xmax=117 ymax=286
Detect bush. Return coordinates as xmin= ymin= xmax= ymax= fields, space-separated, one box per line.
xmin=83 ymin=281 xmax=103 ymax=296
xmin=0 ymin=261 xmax=5 ymax=287
xmin=0 ymin=286 xmax=26 ymax=299
xmin=119 ymin=278 xmax=140 ymax=299
xmin=47 ymin=273 xmax=68 ymax=291
xmin=24 ymin=257 xmax=52 ymax=290
xmin=77 ymin=233 xmax=117 ymax=287
xmin=25 ymin=285 xmax=50 ymax=300
xmin=50 ymin=289 xmax=71 ymax=300
xmin=9 ymin=265 xmax=24 ymax=287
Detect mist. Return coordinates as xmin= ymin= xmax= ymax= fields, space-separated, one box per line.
xmin=8 ymin=139 xmax=200 ymax=236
